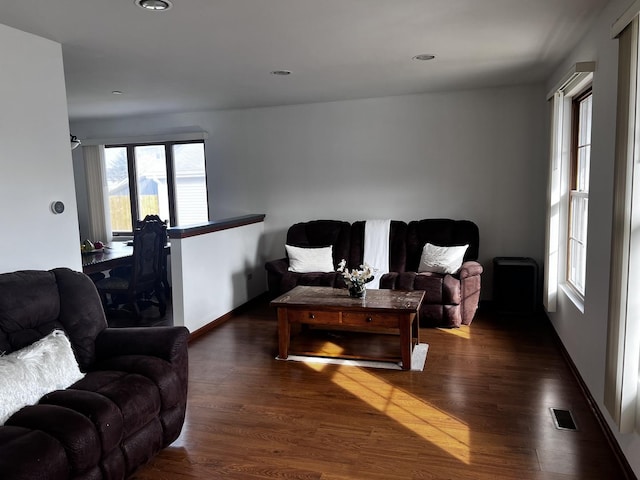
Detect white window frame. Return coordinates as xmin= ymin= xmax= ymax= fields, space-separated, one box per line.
xmin=544 ymin=64 xmax=594 ymax=313
xmin=80 ymin=130 xmax=209 ymax=237
xmin=104 ymin=139 xmax=209 ymax=235
xmin=566 ymin=90 xmax=592 ymax=298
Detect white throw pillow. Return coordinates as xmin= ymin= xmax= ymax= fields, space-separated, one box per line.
xmin=0 ymin=330 xmax=85 ymax=425
xmin=418 ymin=243 xmax=469 ymax=275
xmin=286 ymin=244 xmax=334 ymax=273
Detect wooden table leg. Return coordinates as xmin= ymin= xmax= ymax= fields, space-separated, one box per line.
xmin=277 ymin=308 xmax=290 ymax=360
xmin=412 ymin=311 xmax=420 ymax=347
xmin=399 ymin=314 xmax=413 ymax=370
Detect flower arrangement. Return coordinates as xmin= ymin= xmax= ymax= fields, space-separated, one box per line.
xmin=337 ymin=259 xmax=375 ymax=298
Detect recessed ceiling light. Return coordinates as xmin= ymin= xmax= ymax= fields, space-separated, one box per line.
xmin=270 ymin=70 xmax=292 ymax=76
xmin=112 ymin=90 xmax=123 ymax=95
xmin=412 ymin=54 xmax=436 ymax=61
xmin=135 ymin=0 xmax=172 ymax=11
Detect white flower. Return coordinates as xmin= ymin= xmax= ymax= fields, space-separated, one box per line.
xmin=338 ymin=259 xmax=347 ymax=271
xmin=336 ymin=259 xmax=376 ymax=286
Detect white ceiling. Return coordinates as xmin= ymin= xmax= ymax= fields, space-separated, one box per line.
xmin=0 ymin=0 xmax=609 ymax=121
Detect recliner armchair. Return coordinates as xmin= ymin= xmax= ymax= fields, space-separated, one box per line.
xmin=0 ymin=268 xmax=189 ymax=479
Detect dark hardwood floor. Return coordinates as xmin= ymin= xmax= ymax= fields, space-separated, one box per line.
xmin=130 ymin=302 xmax=627 ymax=479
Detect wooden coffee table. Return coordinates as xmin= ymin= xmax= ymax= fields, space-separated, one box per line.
xmin=270 ymin=286 xmax=425 ymax=370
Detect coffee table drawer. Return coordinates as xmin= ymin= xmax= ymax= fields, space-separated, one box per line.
xmin=341 ymin=312 xmax=399 ymax=328
xmin=287 ymin=309 xmax=340 ymax=324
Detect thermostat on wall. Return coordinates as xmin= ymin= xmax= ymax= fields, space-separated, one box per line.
xmin=50 ymin=201 xmax=65 ymax=214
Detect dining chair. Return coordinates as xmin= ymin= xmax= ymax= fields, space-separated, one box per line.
xmin=96 ymin=216 xmax=167 ymax=317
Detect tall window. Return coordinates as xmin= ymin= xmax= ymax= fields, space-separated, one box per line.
xmin=543 ymin=62 xmax=594 ymax=313
xmin=104 ymin=140 xmax=208 ymax=234
xmin=567 ymin=90 xmax=592 ymax=296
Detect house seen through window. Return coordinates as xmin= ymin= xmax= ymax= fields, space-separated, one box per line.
xmin=104 ymin=140 xmax=208 ymax=234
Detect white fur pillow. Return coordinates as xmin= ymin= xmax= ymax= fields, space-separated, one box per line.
xmin=0 ymin=330 xmax=85 ymax=425
xmin=418 ymin=243 xmax=469 ymax=274
xmin=286 ymin=244 xmax=334 ymax=273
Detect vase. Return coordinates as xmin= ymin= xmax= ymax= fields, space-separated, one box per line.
xmin=348 ymin=283 xmax=366 ymax=298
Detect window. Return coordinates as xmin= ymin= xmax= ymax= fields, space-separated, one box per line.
xmin=104 ymin=140 xmax=208 ymax=234
xmin=543 ymin=62 xmax=594 ymax=313
xmin=567 ymin=89 xmax=592 ymax=296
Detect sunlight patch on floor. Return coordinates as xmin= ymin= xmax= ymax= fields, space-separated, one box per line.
xmin=436 ymin=326 xmax=471 ymax=339
xmin=315 ymin=340 xmax=348 ymax=356
xmin=296 ymin=341 xmax=470 ymax=462
xmin=330 ymin=364 xmax=470 ymax=464
xmin=305 ymin=341 xmax=345 ymax=372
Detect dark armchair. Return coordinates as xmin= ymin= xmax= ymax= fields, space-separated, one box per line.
xmin=0 ymin=268 xmax=189 ymax=479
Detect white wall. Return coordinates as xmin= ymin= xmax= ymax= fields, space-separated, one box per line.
xmin=71 ymin=84 xmax=549 ymax=297
xmin=0 ymin=24 xmax=81 ymax=273
xmin=545 ymin=0 xmax=640 ymax=476
xmin=170 ymin=221 xmax=265 ymax=332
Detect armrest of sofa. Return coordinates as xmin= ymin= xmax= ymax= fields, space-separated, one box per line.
xmin=265 ymin=257 xmax=289 ymax=275
xmin=379 ymin=272 xmax=399 ymax=289
xmin=459 ymin=261 xmax=482 ymax=325
xmin=380 ymin=272 xmax=418 ymax=291
xmin=459 ymin=260 xmax=483 ymax=279
xmin=265 ymin=258 xmax=289 ymax=297
xmin=94 ymin=326 xmax=189 ymax=365
xmin=95 ymin=326 xmax=190 ymax=396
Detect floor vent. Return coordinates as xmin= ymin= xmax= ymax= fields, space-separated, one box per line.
xmin=550 ymin=408 xmax=578 ymax=431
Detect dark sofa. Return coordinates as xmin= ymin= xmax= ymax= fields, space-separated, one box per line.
xmin=0 ymin=268 xmax=189 ymax=480
xmin=265 ymin=219 xmax=482 ymax=327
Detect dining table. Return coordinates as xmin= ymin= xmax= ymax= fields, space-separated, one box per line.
xmin=81 ymin=242 xmax=136 ymax=275
xmin=81 ymin=242 xmax=171 ymax=275
xmin=82 ymin=241 xmax=172 ymax=298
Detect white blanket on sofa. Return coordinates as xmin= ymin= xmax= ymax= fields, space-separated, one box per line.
xmin=364 ymin=219 xmax=391 ymax=289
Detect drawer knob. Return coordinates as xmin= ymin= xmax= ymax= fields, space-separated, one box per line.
xmin=309 ymin=313 xmax=315 ymax=319
xmin=366 ymin=316 xmax=373 ymax=323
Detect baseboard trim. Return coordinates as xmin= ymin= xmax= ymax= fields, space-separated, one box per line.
xmin=188 ymin=292 xmax=270 ymax=343
xmin=543 ymin=314 xmax=637 ymax=480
